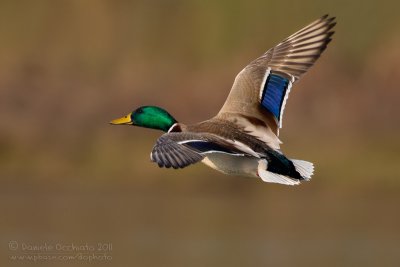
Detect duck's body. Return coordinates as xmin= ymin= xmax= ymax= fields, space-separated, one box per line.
xmin=153 ymin=117 xmax=310 ymax=185
xmin=170 ymin=119 xmax=272 ymax=177
xmin=111 ymin=15 xmax=336 ymax=185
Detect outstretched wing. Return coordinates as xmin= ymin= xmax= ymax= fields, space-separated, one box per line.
xmin=151 ymin=132 xmax=251 ymax=169
xmin=218 ymin=15 xmax=336 ymax=136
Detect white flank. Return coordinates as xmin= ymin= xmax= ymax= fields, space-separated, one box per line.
xmin=201 ymin=153 xmax=259 ymax=177
xmin=291 ymin=159 xmax=314 ymax=180
xmin=257 ymin=160 xmax=300 ymax=185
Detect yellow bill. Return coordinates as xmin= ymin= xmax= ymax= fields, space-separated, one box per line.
xmin=109 ymin=114 xmax=133 ymax=125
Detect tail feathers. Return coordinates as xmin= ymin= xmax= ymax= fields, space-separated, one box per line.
xmin=291 ymin=159 xmax=314 ymax=180
xmin=258 ymin=168 xmax=300 ymax=186
xmin=257 ymin=159 xmax=314 ymax=186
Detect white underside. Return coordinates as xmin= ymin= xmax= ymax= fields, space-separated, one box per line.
xmin=202 ymin=152 xmax=313 ymax=185
xmin=202 ymin=153 xmax=259 ymax=177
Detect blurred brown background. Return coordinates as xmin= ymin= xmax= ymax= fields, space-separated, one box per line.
xmin=1 ymin=0 xmax=399 ymax=266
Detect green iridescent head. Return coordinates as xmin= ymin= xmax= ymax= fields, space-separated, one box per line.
xmin=110 ymin=106 xmax=177 ymax=132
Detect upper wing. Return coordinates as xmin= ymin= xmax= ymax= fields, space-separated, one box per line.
xmin=150 ymin=132 xmax=251 ymax=169
xmin=218 ymin=15 xmax=336 ymax=135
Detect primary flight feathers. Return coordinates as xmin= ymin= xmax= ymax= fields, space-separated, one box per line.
xmin=219 ymin=14 xmax=336 ymax=133
xmin=111 ymin=15 xmax=335 ymax=185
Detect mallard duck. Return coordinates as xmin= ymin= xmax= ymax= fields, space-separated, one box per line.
xmin=111 ymin=15 xmax=336 ymax=185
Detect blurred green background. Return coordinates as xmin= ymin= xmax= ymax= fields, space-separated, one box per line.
xmin=1 ymin=0 xmax=399 ymax=266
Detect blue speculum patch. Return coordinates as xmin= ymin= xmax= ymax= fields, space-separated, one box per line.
xmin=261 ymin=73 xmax=289 ymax=119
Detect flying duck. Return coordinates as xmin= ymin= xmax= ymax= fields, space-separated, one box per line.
xmin=110 ymin=15 xmax=336 ymax=185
